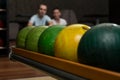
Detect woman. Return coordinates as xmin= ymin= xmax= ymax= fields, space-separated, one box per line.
xmin=52 ymin=8 xmax=67 ymax=26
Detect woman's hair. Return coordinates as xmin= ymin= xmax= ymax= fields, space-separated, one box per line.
xmin=52 ymin=7 xmax=61 ymax=12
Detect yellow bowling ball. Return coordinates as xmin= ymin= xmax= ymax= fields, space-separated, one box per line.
xmin=54 ymin=24 xmax=90 ymax=62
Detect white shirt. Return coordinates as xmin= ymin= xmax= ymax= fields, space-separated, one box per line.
xmin=29 ymin=14 xmax=51 ymax=26
xmin=52 ymin=18 xmax=67 ymax=26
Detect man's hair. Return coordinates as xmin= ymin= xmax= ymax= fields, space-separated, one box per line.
xmin=40 ymin=4 xmax=47 ymax=6
xmin=39 ymin=4 xmax=47 ymax=8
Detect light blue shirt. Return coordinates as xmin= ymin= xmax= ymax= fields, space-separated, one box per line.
xmin=29 ymin=14 xmax=51 ymax=26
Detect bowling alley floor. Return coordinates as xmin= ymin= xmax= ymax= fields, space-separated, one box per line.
xmin=0 ymin=57 xmax=57 ymax=80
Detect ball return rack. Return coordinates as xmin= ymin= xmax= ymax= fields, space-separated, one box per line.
xmin=9 ymin=48 xmax=120 ymax=80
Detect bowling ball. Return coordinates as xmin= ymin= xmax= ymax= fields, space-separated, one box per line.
xmin=78 ymin=23 xmax=120 ymax=71
xmin=16 ymin=26 xmax=34 ymax=48
xmin=26 ymin=26 xmax=48 ymax=52
xmin=38 ymin=25 xmax=65 ymax=56
xmin=55 ymin=24 xmax=90 ymax=62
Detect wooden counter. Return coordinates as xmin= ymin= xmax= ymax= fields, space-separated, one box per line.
xmin=11 ymin=48 xmax=120 ymax=80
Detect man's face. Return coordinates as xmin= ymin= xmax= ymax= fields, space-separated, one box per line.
xmin=53 ymin=9 xmax=61 ymax=19
xmin=39 ymin=5 xmax=47 ymax=17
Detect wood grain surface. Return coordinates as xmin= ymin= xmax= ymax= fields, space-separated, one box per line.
xmin=0 ymin=57 xmax=48 ymax=80
xmin=12 ymin=48 xmax=120 ymax=80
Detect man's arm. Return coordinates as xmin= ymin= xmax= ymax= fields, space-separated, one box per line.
xmin=27 ymin=15 xmax=35 ymax=26
xmin=48 ymin=21 xmax=53 ymax=26
xmin=28 ymin=22 xmax=33 ymax=26
xmin=46 ymin=15 xmax=53 ymax=26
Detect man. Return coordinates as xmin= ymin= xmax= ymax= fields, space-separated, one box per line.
xmin=52 ymin=8 xmax=67 ymax=26
xmin=28 ymin=4 xmax=52 ymax=26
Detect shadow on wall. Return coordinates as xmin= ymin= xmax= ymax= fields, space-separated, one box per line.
xmin=9 ymin=23 xmax=20 ymax=41
xmin=61 ymin=10 xmax=78 ymax=25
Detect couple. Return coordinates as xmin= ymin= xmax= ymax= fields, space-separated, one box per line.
xmin=28 ymin=4 xmax=67 ymax=26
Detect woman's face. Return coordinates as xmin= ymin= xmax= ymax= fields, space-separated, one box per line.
xmin=53 ymin=9 xmax=61 ymax=19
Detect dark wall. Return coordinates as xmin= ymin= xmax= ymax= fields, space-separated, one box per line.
xmin=58 ymin=0 xmax=109 ymax=23
xmin=109 ymin=0 xmax=120 ymax=24
xmin=8 ymin=0 xmax=109 ymax=24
